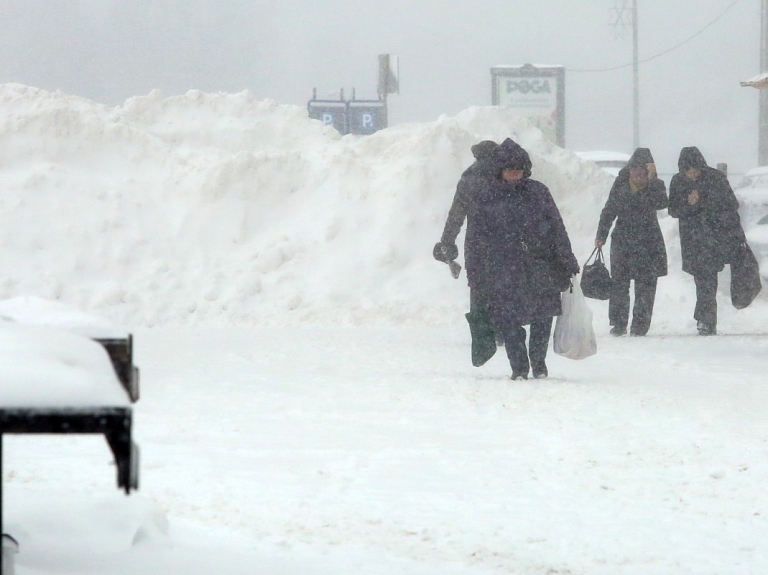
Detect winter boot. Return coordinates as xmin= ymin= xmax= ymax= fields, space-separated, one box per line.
xmin=697 ymin=321 xmax=717 ymax=336
xmin=531 ymin=362 xmax=548 ymax=379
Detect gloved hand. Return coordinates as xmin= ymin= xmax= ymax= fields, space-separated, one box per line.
xmin=433 ymin=241 xmax=458 ymax=262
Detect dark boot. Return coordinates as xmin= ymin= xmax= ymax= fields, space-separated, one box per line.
xmin=697 ymin=321 xmax=717 ymax=336
xmin=528 ymin=318 xmax=553 ymax=379
xmin=531 ymin=361 xmax=548 ymax=379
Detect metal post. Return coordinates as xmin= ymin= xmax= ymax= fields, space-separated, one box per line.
xmin=760 ymin=0 xmax=768 ymax=165
xmin=1 ymin=433 xmax=4 ymax=575
xmin=378 ymin=54 xmax=391 ymax=128
xmin=632 ymin=0 xmax=640 ymax=149
xmin=381 ymin=79 xmax=388 ymax=128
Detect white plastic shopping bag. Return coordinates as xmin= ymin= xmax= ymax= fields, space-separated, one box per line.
xmin=553 ymin=278 xmax=597 ymax=360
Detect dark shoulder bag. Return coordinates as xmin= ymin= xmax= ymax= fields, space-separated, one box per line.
xmin=581 ymin=247 xmax=612 ymax=300
xmin=731 ymin=242 xmax=762 ymax=309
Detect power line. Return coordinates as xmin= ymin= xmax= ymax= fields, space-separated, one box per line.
xmin=569 ymin=0 xmax=740 ymax=73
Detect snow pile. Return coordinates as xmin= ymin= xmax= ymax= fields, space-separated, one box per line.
xmin=0 ymin=83 xmax=690 ymax=328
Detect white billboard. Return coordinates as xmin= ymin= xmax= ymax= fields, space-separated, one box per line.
xmin=491 ymin=64 xmax=565 ymax=147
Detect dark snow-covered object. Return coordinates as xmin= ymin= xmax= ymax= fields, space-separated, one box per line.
xmin=2 ymin=534 xmax=19 ymax=575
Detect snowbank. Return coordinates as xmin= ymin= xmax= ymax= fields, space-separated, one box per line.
xmin=0 ymin=83 xmax=736 ymax=328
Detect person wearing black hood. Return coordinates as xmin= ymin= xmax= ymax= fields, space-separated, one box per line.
xmin=465 ymin=138 xmax=579 ymax=380
xmin=668 ymin=146 xmax=745 ymax=336
xmin=594 ymin=148 xmax=668 ymax=336
xmin=434 ymin=140 xmax=502 ymax=364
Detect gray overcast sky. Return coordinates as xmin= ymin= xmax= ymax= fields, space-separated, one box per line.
xmin=0 ymin=0 xmax=761 ymax=173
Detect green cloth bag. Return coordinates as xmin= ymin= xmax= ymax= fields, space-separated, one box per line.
xmin=465 ymin=306 xmax=497 ymax=367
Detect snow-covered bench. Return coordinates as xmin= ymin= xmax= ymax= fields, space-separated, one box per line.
xmin=0 ymin=296 xmax=139 ymax=401
xmin=0 ymin=297 xmax=140 ymax=573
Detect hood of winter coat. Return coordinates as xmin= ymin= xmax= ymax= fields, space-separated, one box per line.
xmin=628 ymin=147 xmax=654 ymax=167
xmin=493 ymin=138 xmax=532 ymax=179
xmin=471 ymin=140 xmax=498 ymax=161
xmin=677 ymin=146 xmax=708 ymax=171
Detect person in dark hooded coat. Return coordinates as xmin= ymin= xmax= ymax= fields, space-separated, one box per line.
xmin=434 ymin=141 xmax=502 ymax=361
xmin=465 ymin=138 xmax=580 ymax=380
xmin=668 ymin=146 xmax=745 ymax=335
xmin=595 ymin=148 xmax=668 ymax=336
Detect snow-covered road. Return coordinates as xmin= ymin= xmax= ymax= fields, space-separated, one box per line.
xmin=5 ymin=323 xmax=768 ymax=574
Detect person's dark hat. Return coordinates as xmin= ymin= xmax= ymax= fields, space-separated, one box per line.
xmin=493 ymin=137 xmax=532 ymax=178
xmin=627 ymin=147 xmax=654 ymax=167
xmin=471 ymin=140 xmax=498 ymax=160
xmin=678 ymin=146 xmax=708 ymax=171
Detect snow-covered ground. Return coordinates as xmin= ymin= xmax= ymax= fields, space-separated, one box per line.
xmin=1 ymin=84 xmax=767 ymax=574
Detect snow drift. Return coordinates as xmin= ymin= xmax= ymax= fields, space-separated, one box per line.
xmin=0 ymin=83 xmax=701 ymax=329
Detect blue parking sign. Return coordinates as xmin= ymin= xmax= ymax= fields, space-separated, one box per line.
xmin=348 ymin=100 xmax=386 ymax=135
xmin=307 ymin=100 xmax=349 ymax=135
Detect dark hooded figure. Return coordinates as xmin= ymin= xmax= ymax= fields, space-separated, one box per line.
xmin=434 ymin=140 xmax=502 ymax=356
xmin=465 ymin=138 xmax=580 ymax=380
xmin=595 ymin=147 xmax=669 ymax=336
xmin=668 ymin=146 xmax=745 ymax=335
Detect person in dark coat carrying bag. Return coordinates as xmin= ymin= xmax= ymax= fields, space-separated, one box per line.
xmin=433 ymin=140 xmax=502 ymax=366
xmin=668 ymin=146 xmax=747 ymax=335
xmin=594 ymin=148 xmax=668 ymax=336
xmin=465 ymin=138 xmax=580 ymax=380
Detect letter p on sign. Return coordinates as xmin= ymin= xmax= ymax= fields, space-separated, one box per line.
xmin=322 ymin=113 xmax=334 ymax=125
xmin=362 ymin=113 xmax=373 ymax=128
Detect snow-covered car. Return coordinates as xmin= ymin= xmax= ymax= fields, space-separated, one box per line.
xmin=574 ymin=150 xmax=630 ymax=177
xmin=744 ymin=215 xmax=768 ymax=281
xmin=734 ymin=167 xmax=768 ymax=279
xmin=734 ymin=167 xmax=768 ymax=227
xmin=734 ymin=165 xmax=768 ymax=191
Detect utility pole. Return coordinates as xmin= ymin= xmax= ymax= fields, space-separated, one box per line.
xmin=611 ymin=0 xmax=640 ymax=149
xmin=760 ymin=0 xmax=768 ymax=165
xmin=632 ymin=0 xmax=639 ymax=149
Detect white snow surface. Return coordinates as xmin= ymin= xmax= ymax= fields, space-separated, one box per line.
xmin=1 ymin=84 xmax=768 ymax=574
xmin=0 ymin=321 xmax=127 ymax=408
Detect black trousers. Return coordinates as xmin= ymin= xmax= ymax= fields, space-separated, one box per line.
xmin=608 ymin=276 xmax=658 ymax=335
xmin=693 ymin=271 xmax=718 ymax=329
xmin=500 ymin=317 xmax=553 ymax=375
